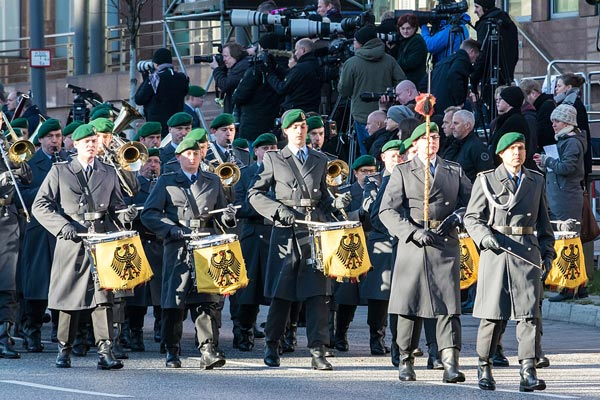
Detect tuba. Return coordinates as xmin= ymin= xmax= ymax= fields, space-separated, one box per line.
xmin=1 ymin=112 xmax=35 ymax=164
xmin=326 ymin=159 xmax=349 ymax=187
xmin=113 ymin=100 xmax=144 ymax=135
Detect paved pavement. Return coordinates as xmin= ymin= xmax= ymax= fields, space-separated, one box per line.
xmin=1 ymin=303 xmax=600 ymax=400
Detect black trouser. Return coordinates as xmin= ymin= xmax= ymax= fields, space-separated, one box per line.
xmin=477 ymin=318 xmax=537 ymax=361
xmin=0 ymin=291 xmax=17 ymax=323
xmin=396 ymin=315 xmax=461 ymax=353
xmin=266 ymin=296 xmax=328 ymax=349
xmin=237 ymin=304 xmax=260 ymax=330
xmin=126 ymin=306 xmax=147 ymax=330
xmin=112 ymin=298 xmax=126 ymax=325
xmin=367 ymin=299 xmax=388 ymax=333
xmin=57 ymin=306 xmax=113 ymax=345
xmin=22 ymin=299 xmax=47 ymax=331
xmin=162 ymin=302 xmax=220 ymax=348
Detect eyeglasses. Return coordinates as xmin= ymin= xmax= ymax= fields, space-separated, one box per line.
xmin=358 ymin=168 xmax=378 ymax=174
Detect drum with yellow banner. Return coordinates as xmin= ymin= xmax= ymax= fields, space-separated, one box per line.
xmin=545 ymin=231 xmax=588 ymax=290
xmin=86 ymin=231 xmax=153 ymax=290
xmin=309 ymin=221 xmax=371 ymax=282
xmin=188 ymin=234 xmax=249 ymax=295
xmin=458 ymin=233 xmax=479 ymax=290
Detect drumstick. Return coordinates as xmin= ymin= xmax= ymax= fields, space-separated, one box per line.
xmin=116 ymin=206 xmax=144 ymax=214
xmin=294 ymin=220 xmax=329 ymax=227
xmin=207 ymin=205 xmax=241 ymax=215
xmin=498 ymin=245 xmax=542 ymax=270
xmin=550 ymin=220 xmax=581 ymax=224
xmin=78 ymin=233 xmax=113 ymax=237
xmin=183 ymin=232 xmax=211 ymax=238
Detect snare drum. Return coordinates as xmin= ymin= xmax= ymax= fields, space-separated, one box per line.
xmin=458 ymin=233 xmax=479 ymax=290
xmin=309 ymin=221 xmax=371 ymax=282
xmin=188 ymin=234 xmax=249 ymax=295
xmin=546 ymin=231 xmax=588 ymax=289
xmin=85 ymin=231 xmax=153 ymax=290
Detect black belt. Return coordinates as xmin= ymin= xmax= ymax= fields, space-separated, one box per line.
xmin=280 ymin=199 xmax=320 ymax=208
xmin=245 ymin=217 xmax=273 ymax=225
xmin=493 ymin=226 xmax=534 ymax=235
xmin=415 ymin=219 xmax=442 ymax=229
xmin=67 ymin=212 xmax=105 ymax=223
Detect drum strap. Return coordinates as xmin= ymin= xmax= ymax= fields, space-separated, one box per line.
xmin=74 ymin=169 xmax=96 ymax=212
xmin=181 ymin=187 xmax=201 ymax=219
xmin=284 ymin=157 xmax=312 ymax=202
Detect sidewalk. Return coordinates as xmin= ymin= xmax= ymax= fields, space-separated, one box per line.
xmin=542 ymin=291 xmax=600 ymax=328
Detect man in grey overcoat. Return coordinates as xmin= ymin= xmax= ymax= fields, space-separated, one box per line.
xmin=464 ymin=132 xmax=555 ymax=392
xmin=379 ymin=122 xmax=472 ymax=382
xmin=32 ymin=124 xmax=138 ymax=370
xmin=248 ymin=109 xmax=345 ymax=370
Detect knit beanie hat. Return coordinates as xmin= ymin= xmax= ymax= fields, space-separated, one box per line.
xmin=387 ymin=105 xmax=415 ymax=124
xmin=354 ymin=26 xmax=378 ymax=45
xmin=500 ymin=86 xmax=525 ymax=109
xmin=152 ymin=48 xmax=172 ymax=65
xmin=474 ymin=0 xmax=496 ymax=10
xmin=550 ymin=104 xmax=578 ymax=126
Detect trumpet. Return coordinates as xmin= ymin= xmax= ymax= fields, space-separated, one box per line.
xmin=0 ymin=112 xmax=35 ymax=165
xmin=102 ymin=136 xmax=149 ymax=196
xmin=208 ymin=141 xmax=241 ymax=188
xmin=326 ymin=159 xmax=349 ymax=187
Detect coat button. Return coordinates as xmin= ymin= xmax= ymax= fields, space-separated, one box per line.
xmin=528 ymin=247 xmax=531 ymax=251
xmin=79 ymin=203 xmax=84 ymax=206
xmin=444 ymin=238 xmax=448 ymax=242
xmin=390 ymin=237 xmax=394 ymax=241
xmin=508 ymin=212 xmax=511 ymax=215
xmin=508 ymin=247 xmax=512 ymax=251
xmin=259 ymin=234 xmax=264 ymax=239
xmin=100 ymin=204 xmax=104 ymax=207
xmin=204 ymin=207 xmax=209 ymax=210
xmin=527 ymin=213 xmax=531 ymax=216
xmin=313 ymin=189 xmax=318 ymax=192
xmin=292 ymin=187 xmax=297 ymax=191
xmin=445 ymin=201 xmax=450 ymax=205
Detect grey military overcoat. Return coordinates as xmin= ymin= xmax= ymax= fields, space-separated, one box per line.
xmin=379 ymin=156 xmax=472 ymax=317
xmin=464 ymin=166 xmax=555 ymax=319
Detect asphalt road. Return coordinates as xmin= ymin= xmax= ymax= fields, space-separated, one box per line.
xmin=1 ymin=304 xmax=599 ymax=400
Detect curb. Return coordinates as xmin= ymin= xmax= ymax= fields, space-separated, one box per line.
xmin=542 ymin=299 xmax=600 ymax=328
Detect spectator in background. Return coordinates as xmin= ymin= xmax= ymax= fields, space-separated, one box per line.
xmin=431 ymin=39 xmax=480 ymax=117
xmin=379 ymin=80 xmax=419 ymax=112
xmin=5 ymin=90 xmax=21 ymax=120
xmin=11 ymin=118 xmax=29 ymax=139
xmin=364 ymin=110 xmax=388 ymax=158
xmin=339 ymin=26 xmax=405 ymax=155
xmin=135 ymin=48 xmax=189 ymax=137
xmin=368 ymin=106 xmax=414 ymax=162
xmin=519 ymin=79 xmax=556 ymax=153
xmin=184 ymin=85 xmax=205 ymax=129
xmin=317 ymin=0 xmax=342 ymax=22
xmin=393 ymin=14 xmax=427 ymax=88
xmin=210 ymin=42 xmax=250 ymax=116
xmin=376 ymin=10 xmax=398 ymax=36
xmin=421 ymin=13 xmax=471 ymax=66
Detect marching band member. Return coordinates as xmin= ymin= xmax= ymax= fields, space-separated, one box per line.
xmin=464 ymin=132 xmax=555 ymax=392
xmin=379 ymin=122 xmax=472 ymax=382
xmin=32 ymin=124 xmax=138 ymax=370
xmin=141 ymin=138 xmax=237 ymax=369
xmin=62 ymin=120 xmax=83 ymax=154
xmin=20 ymin=118 xmax=69 ymax=352
xmin=134 ymin=121 xmax=163 ymax=150
xmin=159 ymin=112 xmax=192 ymax=165
xmin=207 ymin=113 xmax=251 ymax=166
xmin=233 ymin=133 xmax=279 ymax=351
xmin=163 ymin=127 xmax=208 ymax=173
xmin=248 ymin=109 xmax=346 ymax=370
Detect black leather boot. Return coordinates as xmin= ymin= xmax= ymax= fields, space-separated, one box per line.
xmin=492 ymin=343 xmax=509 ymax=367
xmin=369 ymin=327 xmax=390 ymax=356
xmin=129 ymin=328 xmax=145 ymax=352
xmin=334 ymin=309 xmax=353 ymax=352
xmin=0 ymin=322 xmax=21 ymax=359
xmin=71 ymin=329 xmax=88 ymax=357
xmin=391 ymin=342 xmax=400 ymax=367
xmin=97 ymin=340 xmax=124 ymax=370
xmin=398 ymin=352 xmax=416 ymax=381
xmin=440 ymin=348 xmax=465 ymax=383
xmin=55 ymin=342 xmax=71 ymax=368
xmin=120 ymin=320 xmax=131 ymax=349
xmin=310 ymin=346 xmax=333 ymax=370
xmin=477 ymin=358 xmax=496 ymax=390
xmin=165 ymin=345 xmax=181 ymax=368
xmin=519 ymin=359 xmax=546 ymax=392
xmin=264 ymin=341 xmax=280 ymax=367
xmin=426 ymin=343 xmax=443 ymax=370
xmin=199 ymin=342 xmax=226 ymax=370
xmin=281 ymin=323 xmax=297 ymax=353
xmin=536 ymin=356 xmax=550 ymax=368
xmin=112 ymin=324 xmax=129 ymax=359
xmin=253 ymin=323 xmax=265 ymax=339
xmin=22 ymin=325 xmax=44 ymax=353
xmin=153 ymin=316 xmax=161 ymax=343
xmin=238 ymin=327 xmax=254 ymax=352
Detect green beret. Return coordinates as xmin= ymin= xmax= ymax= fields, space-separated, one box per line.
xmin=11 ymin=118 xmax=28 ymax=129
xmin=175 ymin=138 xmax=200 ymax=155
xmin=351 ymin=155 xmax=377 ymax=171
xmin=305 ymin=135 xmax=312 ymax=145
xmin=90 ymin=107 xmax=112 ymax=121
xmin=409 ymin=122 xmax=439 ymax=142
xmin=89 ymin=117 xmax=114 ymax=133
xmin=253 ymin=133 xmax=278 ymax=148
xmin=135 ymin=121 xmax=162 ymax=140
xmin=306 ymin=116 xmax=324 ymax=131
xmin=400 ymin=137 xmax=413 ymax=154
xmin=63 ymin=121 xmax=83 ymax=136
xmin=37 ymin=118 xmax=62 ymax=139
xmin=281 ymin=109 xmax=306 ymax=129
xmin=381 ymin=139 xmax=403 ymax=153
xmin=188 ymin=85 xmax=206 ymax=97
xmin=71 ymin=124 xmax=96 ymax=141
xmin=495 ymin=132 xmax=526 ymax=154
xmin=8 ymin=128 xmax=22 ymax=138
xmin=233 ymin=138 xmax=249 ymax=149
xmin=167 ymin=112 xmax=193 ymax=127
xmin=210 ymin=113 xmax=235 ymax=129
xmin=148 ymin=148 xmax=160 ymax=158
xmin=187 ymin=128 xmax=208 ymax=143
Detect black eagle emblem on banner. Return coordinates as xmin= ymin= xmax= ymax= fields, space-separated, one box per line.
xmin=209 ymin=249 xmax=241 ymax=287
xmin=111 ymin=243 xmax=142 ymax=281
xmin=556 ymin=243 xmax=581 ymax=280
xmin=459 ymin=244 xmax=474 ymax=281
xmin=336 ymin=233 xmax=364 ymax=270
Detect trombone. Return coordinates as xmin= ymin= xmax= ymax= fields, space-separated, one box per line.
xmin=326 ymin=159 xmax=349 ymax=187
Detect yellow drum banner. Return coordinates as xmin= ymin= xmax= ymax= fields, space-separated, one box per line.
xmin=192 ymin=240 xmax=249 ymax=295
xmin=545 ymin=236 xmax=588 ymax=290
xmin=92 ymin=235 xmax=153 ymax=290
xmin=459 ymin=236 xmax=479 ymax=290
xmin=319 ymin=225 xmax=371 ymax=281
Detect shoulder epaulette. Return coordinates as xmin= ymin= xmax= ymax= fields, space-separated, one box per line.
xmin=476 ymin=169 xmax=495 ymax=177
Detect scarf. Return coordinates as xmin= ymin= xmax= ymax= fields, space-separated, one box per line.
xmin=554 ymin=87 xmax=579 ymax=106
xmin=554 ymin=125 xmax=579 ymax=141
xmin=149 ymin=63 xmax=174 ymax=94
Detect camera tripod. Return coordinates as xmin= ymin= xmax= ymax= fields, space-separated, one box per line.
xmin=444 ymin=15 xmax=467 ymax=60
xmin=329 ymin=94 xmax=357 ymax=185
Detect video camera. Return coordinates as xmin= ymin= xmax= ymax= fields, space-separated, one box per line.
xmin=359 ymin=87 xmax=396 ymax=103
xmin=395 ymin=0 xmax=468 ymax=29
xmin=136 ymin=60 xmax=155 ymax=74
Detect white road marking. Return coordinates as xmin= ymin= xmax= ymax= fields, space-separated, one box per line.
xmin=432 ymin=382 xmax=579 ymax=399
xmin=0 ymin=380 xmax=134 ymax=398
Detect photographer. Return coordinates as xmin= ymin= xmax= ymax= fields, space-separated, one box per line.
xmin=339 ymin=26 xmax=405 ymax=155
xmin=134 ymin=48 xmax=189 ymax=137
xmin=316 ymin=0 xmax=342 ymax=22
xmin=210 ymin=42 xmax=251 ymax=115
xmin=470 ymin=0 xmax=518 ymax=113
xmin=421 ymin=13 xmax=470 ymax=65
xmin=265 ymin=38 xmax=322 ymax=114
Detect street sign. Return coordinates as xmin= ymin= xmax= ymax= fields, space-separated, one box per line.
xmin=30 ymin=49 xmax=51 ymax=67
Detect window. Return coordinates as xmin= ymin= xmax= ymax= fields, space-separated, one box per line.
xmin=507 ymin=0 xmax=531 ymax=19
xmin=0 ymin=0 xmax=21 ymax=57
xmin=552 ymin=0 xmax=578 ymax=16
